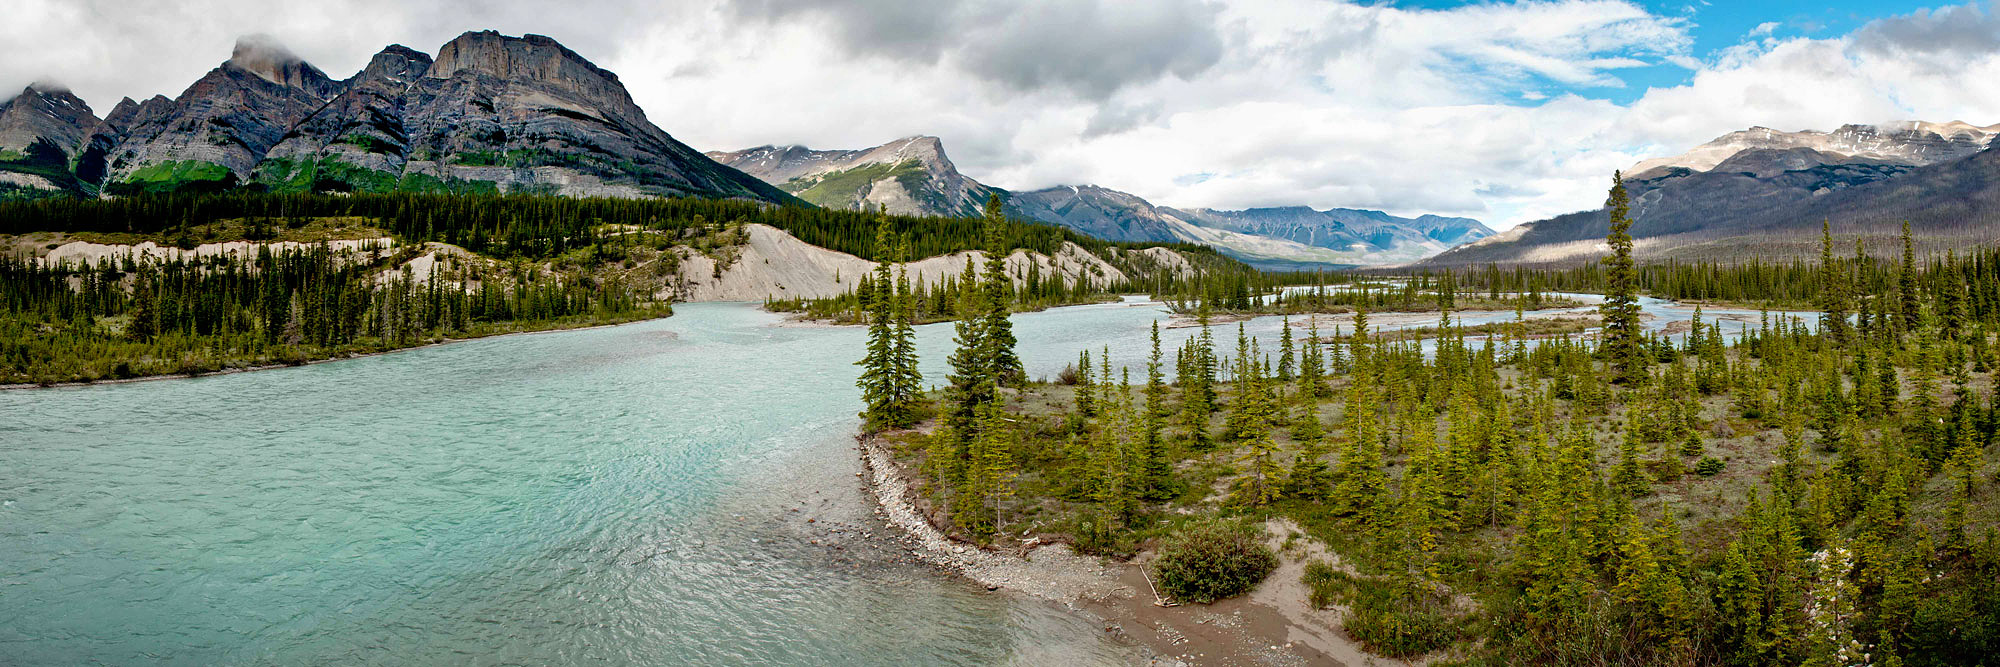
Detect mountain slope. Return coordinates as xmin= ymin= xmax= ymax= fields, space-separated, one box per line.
xmin=707 ymin=136 xmax=997 ymax=216
xmin=11 ymin=32 xmax=794 ymax=204
xmin=715 ymin=136 xmax=1491 ymax=267
xmin=103 ymin=38 xmax=347 ymax=194
xmin=1426 ymin=122 xmax=2000 ymax=267
xmin=0 ymin=85 xmax=100 ymax=193
xmin=1630 ymin=121 xmax=2000 ymax=177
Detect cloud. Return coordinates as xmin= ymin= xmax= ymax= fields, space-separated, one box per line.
xmin=1852 ymin=2 xmax=2000 ymax=62
xmin=3 ymin=0 xmax=1997 ymax=231
xmin=731 ymin=0 xmax=1224 ymax=99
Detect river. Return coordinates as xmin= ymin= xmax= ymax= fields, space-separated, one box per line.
xmin=0 ymin=295 xmax=1812 ymax=665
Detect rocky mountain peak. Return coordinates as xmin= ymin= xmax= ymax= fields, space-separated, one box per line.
xmin=227 ymin=35 xmax=329 ymax=88
xmin=1630 ymin=120 xmax=2000 ymax=177
xmin=0 ymin=82 xmax=99 ymax=159
xmin=357 ymin=44 xmax=434 ymax=85
xmin=428 ymin=30 xmax=620 ymax=86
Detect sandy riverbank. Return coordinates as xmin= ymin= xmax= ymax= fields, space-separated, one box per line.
xmin=857 ymin=433 xmax=1393 ymax=666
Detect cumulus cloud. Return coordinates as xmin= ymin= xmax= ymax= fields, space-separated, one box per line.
xmin=3 ymin=0 xmax=1999 ymax=229
xmin=732 ymin=0 xmax=1224 ymax=99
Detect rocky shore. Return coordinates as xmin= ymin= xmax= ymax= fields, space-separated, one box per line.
xmin=856 ymin=433 xmax=1388 ymax=666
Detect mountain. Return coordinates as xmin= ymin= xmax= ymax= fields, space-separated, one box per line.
xmin=715 ymin=136 xmax=1491 ymax=268
xmin=1424 ymin=120 xmax=2000 ymax=267
xmin=0 ymin=84 xmax=100 ymax=192
xmin=707 ymin=136 xmax=998 ymax=217
xmin=2 ymin=32 xmax=793 ymax=203
xmin=1628 ymin=121 xmax=2000 ymax=178
xmin=1172 ymin=206 xmax=1493 ymax=265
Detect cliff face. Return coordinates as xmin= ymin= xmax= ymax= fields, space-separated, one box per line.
xmin=101 ymin=38 xmax=346 ymax=193
xmin=709 ymin=135 xmax=998 ymax=217
xmin=0 ymin=85 xmax=99 ymax=191
xmin=4 ymin=32 xmax=793 ymax=204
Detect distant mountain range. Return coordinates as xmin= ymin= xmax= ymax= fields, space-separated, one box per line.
xmin=711 ymin=137 xmax=1492 ymax=268
xmin=1424 ymin=120 xmax=2000 ymax=267
xmin=0 ymin=30 xmax=1494 ymax=268
xmin=0 ymin=32 xmax=791 ymax=203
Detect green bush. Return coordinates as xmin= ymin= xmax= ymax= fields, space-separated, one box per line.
xmin=1696 ymin=456 xmax=1725 ymax=476
xmin=1303 ymin=560 xmax=1348 ymax=608
xmin=1152 ymin=521 xmax=1277 ymax=604
xmin=1344 ymin=577 xmax=1460 ymax=658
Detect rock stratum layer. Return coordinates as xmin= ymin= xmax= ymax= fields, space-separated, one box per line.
xmin=0 ymin=32 xmax=792 ymax=203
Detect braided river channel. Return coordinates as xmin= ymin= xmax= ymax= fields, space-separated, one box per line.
xmin=1 ymin=295 xmax=1810 ymax=664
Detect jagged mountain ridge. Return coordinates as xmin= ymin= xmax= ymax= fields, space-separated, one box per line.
xmin=717 ymin=137 xmax=1492 ymax=268
xmin=1425 ymin=120 xmax=2000 ymax=267
xmin=706 ymin=136 xmax=999 ymax=217
xmin=0 ymin=84 xmax=101 ymax=191
xmin=1628 ymin=121 xmax=2000 ymax=178
xmin=0 ymin=31 xmax=793 ymax=203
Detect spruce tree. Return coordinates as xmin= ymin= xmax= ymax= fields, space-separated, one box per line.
xmin=1230 ymin=352 xmax=1281 ymax=506
xmin=1139 ymin=320 xmax=1173 ymax=499
xmin=1601 ymin=172 xmax=1646 ymax=384
xmin=943 ymin=257 xmax=992 ymax=458
xmin=1278 ymin=317 xmax=1296 ymax=383
xmin=888 ymin=256 xmax=922 ymax=426
xmin=855 ymin=221 xmax=898 ymax=431
xmin=1899 ymin=220 xmax=1920 ymax=333
xmin=979 ymin=195 xmax=1022 ymax=385
xmin=1299 ymin=318 xmax=1327 ymax=399
xmin=1819 ymin=220 xmax=1850 ymax=342
xmin=1333 ymin=356 xmax=1386 ymax=524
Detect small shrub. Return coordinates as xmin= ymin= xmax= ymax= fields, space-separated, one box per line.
xmin=1696 ymin=456 xmax=1725 ymax=476
xmin=1344 ymin=577 xmax=1460 ymax=658
xmin=1056 ymin=363 xmax=1080 ymax=385
xmin=1303 ymin=560 xmax=1350 ymax=609
xmin=1067 ymin=513 xmax=1141 ymax=558
xmin=1152 ymin=521 xmax=1277 ymax=604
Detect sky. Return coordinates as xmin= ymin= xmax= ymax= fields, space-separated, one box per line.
xmin=6 ymin=0 xmax=2000 ymax=229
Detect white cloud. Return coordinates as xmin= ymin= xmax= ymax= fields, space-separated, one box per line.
xmin=4 ymin=1 xmax=1999 ymax=230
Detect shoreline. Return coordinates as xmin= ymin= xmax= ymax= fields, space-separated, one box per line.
xmin=856 ymin=432 xmax=1380 ymax=666
xmin=0 ymin=314 xmax=675 ymax=392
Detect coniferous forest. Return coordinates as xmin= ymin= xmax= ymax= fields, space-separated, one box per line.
xmin=859 ymin=175 xmax=2000 ymax=665
xmin=0 ymin=191 xmax=1244 ymax=384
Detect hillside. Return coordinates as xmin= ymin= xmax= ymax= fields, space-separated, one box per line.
xmin=0 ymin=32 xmax=793 ymax=203
xmin=1425 ymin=121 xmax=2000 ymax=267
xmin=715 ymin=136 xmax=1492 ymax=268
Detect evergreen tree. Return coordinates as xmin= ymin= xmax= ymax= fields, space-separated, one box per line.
xmin=1819 ymin=220 xmax=1850 ymax=342
xmin=1230 ymin=351 xmax=1282 ymax=506
xmin=979 ymin=195 xmax=1022 ymax=385
xmin=1601 ymin=172 xmax=1646 ymax=384
xmin=1278 ymin=317 xmax=1296 ymax=383
xmin=1139 ymin=320 xmax=1173 ymax=499
xmin=855 ymin=221 xmax=899 ymax=431
xmin=943 ymin=257 xmax=992 ymax=463
xmin=1899 ymin=220 xmax=1920 ymax=333
xmin=1333 ymin=356 xmax=1386 ymax=524
xmin=889 ymin=255 xmax=923 ymax=426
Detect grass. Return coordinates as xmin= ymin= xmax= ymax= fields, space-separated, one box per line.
xmin=253 ymin=157 xmax=501 ymax=195
xmin=1316 ymin=315 xmax=1599 ymax=343
xmin=56 ymin=216 xmax=390 ymax=248
xmin=781 ymin=160 xmax=929 ymax=210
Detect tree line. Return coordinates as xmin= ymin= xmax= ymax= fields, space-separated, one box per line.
xmin=867 ymin=173 xmax=2000 ymax=665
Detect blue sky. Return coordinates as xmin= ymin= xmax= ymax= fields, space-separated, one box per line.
xmin=1391 ymin=0 xmax=1970 ymax=105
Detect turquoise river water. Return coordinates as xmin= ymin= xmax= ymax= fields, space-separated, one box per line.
xmin=0 ymin=296 xmax=1807 ymax=665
